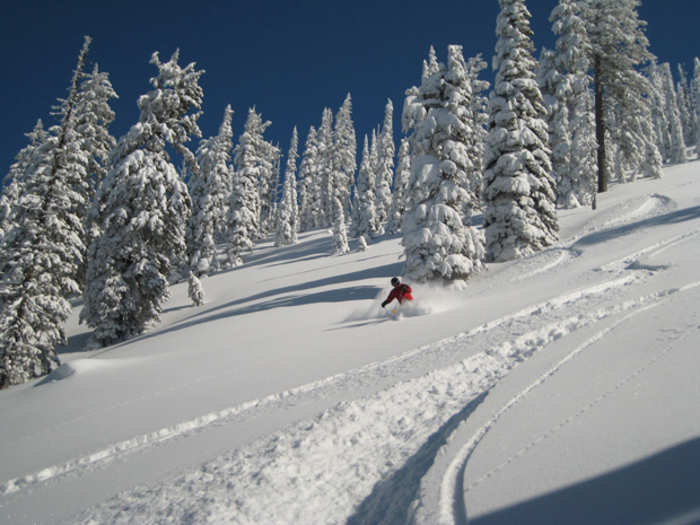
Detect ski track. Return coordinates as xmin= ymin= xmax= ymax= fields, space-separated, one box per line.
xmin=430 ymin=284 xmax=699 ymax=525
xmin=506 ymin=193 xmax=685 ymax=284
xmin=50 ymin=259 xmax=682 ymax=522
xmin=70 ymin=278 xmax=691 ymax=525
xmin=0 ymin=246 xmax=654 ymax=501
xmin=2 ymin=198 xmax=695 ymax=523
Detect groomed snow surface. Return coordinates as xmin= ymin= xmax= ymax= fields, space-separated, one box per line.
xmin=2 ymin=160 xmax=700 ymax=524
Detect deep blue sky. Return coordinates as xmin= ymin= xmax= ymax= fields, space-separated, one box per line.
xmin=1 ymin=1 xmax=697 ymax=179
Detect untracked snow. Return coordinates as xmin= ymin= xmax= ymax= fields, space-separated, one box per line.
xmin=1 ymin=161 xmax=700 ymax=524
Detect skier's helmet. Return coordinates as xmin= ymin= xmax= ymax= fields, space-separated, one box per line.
xmin=391 ymin=277 xmax=400 ymax=287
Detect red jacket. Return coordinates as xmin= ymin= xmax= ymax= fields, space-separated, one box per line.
xmin=382 ymin=284 xmax=413 ymax=307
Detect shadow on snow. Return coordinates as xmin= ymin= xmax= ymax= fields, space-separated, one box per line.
xmin=183 ymin=260 xmax=403 ymax=325
xmin=573 ymin=205 xmax=700 ymax=247
xmin=236 ymin=231 xmax=335 ymax=270
xmin=469 ymin=436 xmax=700 ymax=525
xmin=101 ymin=260 xmax=403 ymax=352
xmin=347 ymin=392 xmax=489 ymax=525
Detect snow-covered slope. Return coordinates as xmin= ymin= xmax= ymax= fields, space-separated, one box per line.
xmin=1 ymin=161 xmax=700 ymax=524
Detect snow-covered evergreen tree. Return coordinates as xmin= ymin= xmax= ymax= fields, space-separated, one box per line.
xmin=275 ymin=127 xmax=299 ymax=246
xmin=227 ymin=108 xmax=269 ymax=266
xmin=75 ymin=63 xmax=118 ymax=194
xmin=386 ymin=138 xmax=411 ymax=235
xmin=0 ymin=120 xmax=49 ymax=242
xmin=695 ymin=58 xmax=700 ymax=156
xmin=581 ymin=0 xmax=655 ymax=192
xmin=465 ymin=54 xmax=490 ymax=209
xmin=676 ymin=64 xmax=695 ymax=147
xmin=0 ymin=37 xmax=93 ymax=386
xmin=659 ymin=63 xmax=687 ymax=164
xmin=41 ymin=38 xmax=99 ymax=296
xmin=187 ymin=271 xmax=205 ymax=306
xmin=76 ymin=63 xmax=118 ymax=274
xmin=357 ymin=235 xmax=368 ymax=251
xmin=331 ymin=195 xmax=350 ymax=255
xmin=259 ymin=140 xmax=281 ymax=235
xmin=640 ymin=114 xmax=664 ymax=179
xmin=402 ymin=45 xmax=485 ymax=283
xmin=423 ymin=45 xmax=440 ymax=83
xmin=326 ymin=99 xmax=354 ymax=254
xmin=334 ymin=93 xmax=357 ymax=218
xmin=271 ymin=142 xmax=284 ymax=220
xmin=647 ymin=63 xmax=672 ymax=161
xmin=368 ymin=130 xmax=384 ymax=237
xmin=402 ymin=51 xmax=433 ymax=149
xmin=484 ymin=0 xmax=558 ymax=262
xmin=351 ymin=135 xmax=379 ymax=240
xmin=0 ymin=177 xmax=20 ymax=244
xmin=549 ymin=0 xmax=596 ymax=207
xmin=539 ymin=48 xmax=573 ymax=208
xmin=569 ymin=90 xmax=598 ymax=200
xmin=81 ymin=49 xmax=202 ymax=347
xmin=316 ymin=108 xmax=335 ymax=228
xmin=188 ymin=104 xmax=233 ymax=275
xmin=298 ymin=125 xmax=319 ymax=232
xmin=375 ymin=99 xmax=394 ymax=232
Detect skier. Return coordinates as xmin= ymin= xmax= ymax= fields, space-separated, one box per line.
xmin=381 ymin=277 xmax=413 ymax=309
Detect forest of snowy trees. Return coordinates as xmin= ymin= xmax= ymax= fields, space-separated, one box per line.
xmin=1 ymin=0 xmax=699 ymax=386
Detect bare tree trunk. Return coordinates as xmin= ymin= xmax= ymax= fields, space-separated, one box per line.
xmin=594 ymin=54 xmax=608 ymax=194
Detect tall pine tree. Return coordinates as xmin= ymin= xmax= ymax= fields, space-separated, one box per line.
xmin=660 ymin=62 xmax=688 ymax=164
xmin=538 ymin=48 xmax=573 ymax=207
xmin=484 ymin=0 xmax=558 ymax=262
xmin=0 ymin=120 xmax=49 ymax=243
xmin=82 ymin=49 xmax=203 ymax=346
xmin=1 ymin=37 xmax=93 ymax=386
xmin=676 ymin=64 xmax=695 ymax=147
xmin=227 ymin=108 xmax=269 ymax=266
xmin=550 ymin=0 xmax=597 ymax=207
xmin=402 ymin=45 xmax=485 ymax=284
xmin=581 ymin=0 xmax=655 ymax=192
xmin=695 ymin=58 xmax=700 ymax=156
xmin=386 ymin=138 xmax=411 ymax=235
xmin=188 ymin=104 xmax=234 ymax=274
xmin=465 ymin=54 xmax=490 ymax=210
xmin=316 ymin=108 xmax=335 ymax=228
xmin=375 ymin=99 xmax=394 ymax=233
xmin=275 ymin=127 xmax=299 ymax=247
xmin=334 ymin=93 xmax=357 ymax=218
xmin=76 ymin=63 xmax=119 ymax=287
xmin=298 ymin=126 xmax=319 ymax=232
xmin=351 ymin=135 xmax=379 ymax=240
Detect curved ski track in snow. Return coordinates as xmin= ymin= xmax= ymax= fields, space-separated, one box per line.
xmin=0 ymin=246 xmax=659 ymax=502
xmin=73 ymin=280 xmax=687 ymax=524
xmin=430 ymin=281 xmax=700 ymax=525
xmin=507 ymin=193 xmax=681 ymax=283
xmin=510 ymin=193 xmax=688 ymax=283
xmin=55 ymin=251 xmax=686 ymax=523
xmin=2 ymin=197 xmax=696 ymax=523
